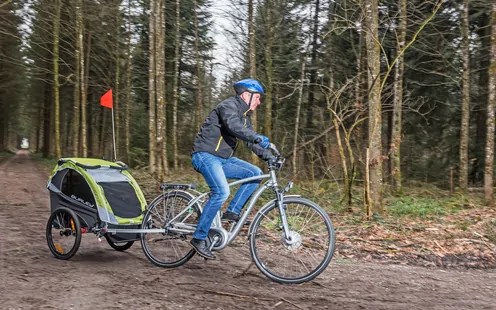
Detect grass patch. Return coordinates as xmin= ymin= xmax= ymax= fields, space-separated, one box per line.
xmin=29 ymin=152 xmax=58 ymax=170
xmin=384 ymin=195 xmax=471 ymax=218
xmin=0 ymin=151 xmax=15 ymax=163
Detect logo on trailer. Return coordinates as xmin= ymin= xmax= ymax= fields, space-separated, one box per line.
xmin=71 ymin=195 xmax=95 ymax=208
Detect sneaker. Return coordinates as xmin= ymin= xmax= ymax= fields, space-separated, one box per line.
xmin=222 ymin=211 xmax=252 ymax=226
xmin=190 ymin=238 xmax=216 ymax=260
xmin=221 ymin=211 xmax=241 ymax=222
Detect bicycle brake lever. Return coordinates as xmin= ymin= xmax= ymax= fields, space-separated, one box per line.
xmin=269 ymin=143 xmax=280 ymax=156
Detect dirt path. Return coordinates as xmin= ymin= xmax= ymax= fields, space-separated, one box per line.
xmin=0 ymin=152 xmax=495 ymax=310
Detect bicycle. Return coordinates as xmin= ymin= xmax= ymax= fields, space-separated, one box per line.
xmin=140 ymin=144 xmax=336 ymax=284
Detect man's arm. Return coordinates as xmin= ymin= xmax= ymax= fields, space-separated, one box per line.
xmin=247 ymin=141 xmax=274 ymax=160
xmin=218 ymin=101 xmax=257 ymax=143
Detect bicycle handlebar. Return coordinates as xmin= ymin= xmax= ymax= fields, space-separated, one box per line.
xmin=253 ymin=137 xmax=280 ymax=157
xmin=253 ymin=139 xmax=284 ymax=170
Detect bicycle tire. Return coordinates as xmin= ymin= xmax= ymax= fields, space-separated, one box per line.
xmin=141 ymin=190 xmax=201 ymax=268
xmin=249 ymin=197 xmax=335 ymax=284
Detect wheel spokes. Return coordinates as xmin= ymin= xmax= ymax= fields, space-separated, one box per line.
xmin=48 ymin=210 xmax=79 ymax=257
xmin=142 ymin=193 xmax=199 ymax=266
xmin=253 ymin=201 xmax=332 ymax=281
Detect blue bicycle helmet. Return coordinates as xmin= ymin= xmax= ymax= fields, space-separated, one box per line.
xmin=233 ymin=78 xmax=265 ymax=95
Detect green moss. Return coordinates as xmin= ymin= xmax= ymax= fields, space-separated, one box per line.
xmin=384 ymin=195 xmax=471 ymax=218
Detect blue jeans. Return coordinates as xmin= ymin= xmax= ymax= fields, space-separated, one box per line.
xmin=191 ymin=152 xmax=263 ymax=240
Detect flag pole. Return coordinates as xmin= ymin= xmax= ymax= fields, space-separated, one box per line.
xmin=111 ymin=106 xmax=117 ymax=161
xmin=100 ymin=89 xmax=115 ymax=161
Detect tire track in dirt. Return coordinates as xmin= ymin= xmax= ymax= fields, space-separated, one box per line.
xmin=0 ymin=152 xmax=495 ymax=310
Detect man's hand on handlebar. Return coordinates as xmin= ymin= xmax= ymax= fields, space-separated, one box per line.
xmin=254 ymin=137 xmax=283 ymax=168
xmin=254 ymin=134 xmax=270 ymax=149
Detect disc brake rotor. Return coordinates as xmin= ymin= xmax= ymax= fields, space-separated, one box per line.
xmin=281 ymin=231 xmax=302 ymax=251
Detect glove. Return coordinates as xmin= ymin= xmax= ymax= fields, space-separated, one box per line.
xmin=254 ymin=135 xmax=270 ymax=149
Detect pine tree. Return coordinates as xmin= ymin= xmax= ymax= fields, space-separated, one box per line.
xmin=484 ymin=0 xmax=496 ymax=207
xmin=0 ymin=1 xmax=24 ymax=151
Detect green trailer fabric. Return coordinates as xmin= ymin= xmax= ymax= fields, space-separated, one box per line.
xmin=47 ymin=158 xmax=146 ymax=225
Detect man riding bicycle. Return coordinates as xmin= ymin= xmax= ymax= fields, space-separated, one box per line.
xmin=190 ymin=78 xmax=274 ymax=259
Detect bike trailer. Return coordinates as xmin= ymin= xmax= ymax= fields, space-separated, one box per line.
xmin=47 ymin=158 xmax=146 ymax=241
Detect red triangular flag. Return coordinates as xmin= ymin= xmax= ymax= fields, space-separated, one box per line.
xmin=100 ymin=89 xmax=113 ymax=109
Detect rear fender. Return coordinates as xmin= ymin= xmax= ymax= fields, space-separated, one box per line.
xmin=146 ymin=190 xmax=197 ymax=211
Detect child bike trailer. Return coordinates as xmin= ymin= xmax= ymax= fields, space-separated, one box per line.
xmin=46 ymin=158 xmax=146 ymax=259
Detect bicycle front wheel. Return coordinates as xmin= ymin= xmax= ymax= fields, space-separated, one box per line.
xmin=249 ymin=197 xmax=335 ymax=284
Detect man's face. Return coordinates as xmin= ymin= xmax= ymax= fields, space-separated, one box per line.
xmin=241 ymin=92 xmax=261 ymax=111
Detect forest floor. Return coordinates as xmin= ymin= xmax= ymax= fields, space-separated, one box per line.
xmin=1 ymin=151 xmax=495 ymax=310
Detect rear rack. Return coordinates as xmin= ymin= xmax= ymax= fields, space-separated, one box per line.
xmin=160 ymin=183 xmax=197 ymax=190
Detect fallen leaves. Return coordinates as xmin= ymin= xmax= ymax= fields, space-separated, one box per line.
xmin=334 ymin=206 xmax=496 ymax=267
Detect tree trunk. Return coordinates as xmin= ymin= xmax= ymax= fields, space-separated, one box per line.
xmin=249 ymin=0 xmax=258 ymax=163
xmin=352 ymin=12 xmax=368 ymax=171
xmin=334 ymin=118 xmax=350 ymax=211
xmin=194 ymin=0 xmax=203 ymax=154
xmin=72 ymin=0 xmax=82 ymax=157
xmin=114 ymin=1 xmax=121 ymax=160
xmin=148 ymin=0 xmax=157 ymax=176
xmin=0 ymin=89 xmax=4 ymax=151
xmin=306 ymin=0 xmax=320 ymax=134
xmin=325 ymin=0 xmax=335 ymax=165
xmin=355 ymin=23 xmax=363 ymax=113
xmin=292 ymin=55 xmax=307 ymax=179
xmin=81 ymin=30 xmax=90 ymax=157
xmin=364 ymin=0 xmax=383 ymax=215
xmin=484 ymin=2 xmax=496 ymax=207
xmin=156 ymin=0 xmax=167 ymax=177
xmin=64 ymin=109 xmax=71 ymax=152
xmin=264 ymin=2 xmax=273 ymax=138
xmin=391 ymin=0 xmax=407 ymax=194
xmin=87 ymin=92 xmax=94 ymax=157
xmin=125 ymin=0 xmax=132 ymax=163
xmin=53 ymin=0 xmax=61 ymax=158
xmin=249 ymin=0 xmax=256 ymax=82
xmin=473 ymin=12 xmax=491 ymax=186
xmin=42 ymin=73 xmax=52 ymax=158
xmin=36 ymin=105 xmax=42 ymax=152
xmin=459 ymin=0 xmax=470 ymax=191
xmin=172 ymin=0 xmax=181 ymax=170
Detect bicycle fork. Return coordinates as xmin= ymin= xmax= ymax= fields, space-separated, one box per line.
xmin=276 ymin=191 xmax=291 ymax=240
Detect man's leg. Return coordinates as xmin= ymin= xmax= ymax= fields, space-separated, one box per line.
xmin=223 ymin=157 xmax=263 ymax=215
xmin=192 ymin=152 xmax=230 ymax=240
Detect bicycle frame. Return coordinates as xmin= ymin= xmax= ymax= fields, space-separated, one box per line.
xmin=166 ymin=169 xmax=294 ymax=251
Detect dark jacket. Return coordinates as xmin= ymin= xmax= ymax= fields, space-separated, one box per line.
xmin=192 ymin=95 xmax=273 ymax=160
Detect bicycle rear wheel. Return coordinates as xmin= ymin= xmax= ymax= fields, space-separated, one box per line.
xmin=249 ymin=197 xmax=335 ymax=284
xmin=141 ymin=190 xmax=201 ymax=267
